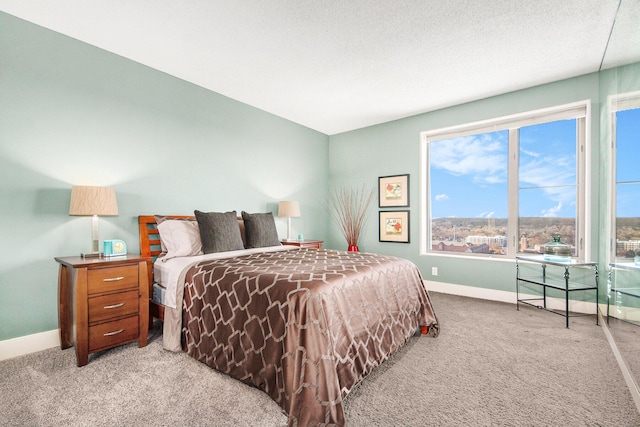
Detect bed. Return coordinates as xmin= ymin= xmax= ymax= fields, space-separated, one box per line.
xmin=139 ymin=213 xmax=439 ymax=426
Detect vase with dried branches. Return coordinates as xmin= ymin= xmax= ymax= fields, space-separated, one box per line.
xmin=326 ymin=185 xmax=375 ymax=252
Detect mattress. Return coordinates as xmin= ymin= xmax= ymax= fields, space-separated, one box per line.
xmin=152 ymin=283 xmax=166 ymax=305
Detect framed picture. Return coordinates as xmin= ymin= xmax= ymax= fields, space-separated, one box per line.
xmin=379 ymin=210 xmax=410 ymax=243
xmin=378 ymin=174 xmax=409 ymax=207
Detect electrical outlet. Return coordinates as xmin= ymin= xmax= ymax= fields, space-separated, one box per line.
xmin=431 ymin=267 xmax=438 ymax=276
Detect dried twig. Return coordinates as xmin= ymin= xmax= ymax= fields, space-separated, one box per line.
xmin=326 ymin=185 xmax=375 ymax=247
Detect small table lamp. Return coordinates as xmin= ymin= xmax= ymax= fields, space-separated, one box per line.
xmin=278 ymin=200 xmax=300 ymax=241
xmin=69 ymin=186 xmax=118 ymax=258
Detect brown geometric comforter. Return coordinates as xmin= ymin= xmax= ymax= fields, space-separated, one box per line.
xmin=179 ymin=248 xmax=439 ymax=426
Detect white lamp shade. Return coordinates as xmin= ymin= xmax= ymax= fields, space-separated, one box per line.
xmin=278 ymin=200 xmax=300 ymax=218
xmin=69 ymin=186 xmax=118 ymax=216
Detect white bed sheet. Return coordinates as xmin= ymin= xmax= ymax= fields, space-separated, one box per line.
xmin=153 ymin=245 xmax=296 ymax=309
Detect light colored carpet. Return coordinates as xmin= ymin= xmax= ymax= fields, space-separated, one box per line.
xmin=1 ymin=292 xmax=638 ymax=426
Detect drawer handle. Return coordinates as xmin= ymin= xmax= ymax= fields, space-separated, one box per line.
xmin=103 ymin=303 xmax=125 ymax=309
xmin=103 ymin=329 xmax=124 ymax=337
xmin=103 ymin=276 xmax=125 ymax=282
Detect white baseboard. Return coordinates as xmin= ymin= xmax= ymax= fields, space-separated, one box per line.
xmin=0 ymin=282 xmax=607 ymax=362
xmin=0 ymin=329 xmax=61 ymax=362
xmin=424 ymin=280 xmax=598 ymax=315
xmin=606 ymin=304 xmax=640 ymax=323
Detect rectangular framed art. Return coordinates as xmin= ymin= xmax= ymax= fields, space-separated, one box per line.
xmin=378 ymin=174 xmax=409 ymax=207
xmin=379 ymin=210 xmax=410 ymax=243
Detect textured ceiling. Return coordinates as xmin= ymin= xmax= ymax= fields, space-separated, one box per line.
xmin=1 ymin=0 xmax=639 ymax=135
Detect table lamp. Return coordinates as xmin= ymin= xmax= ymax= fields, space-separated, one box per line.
xmin=69 ymin=186 xmax=118 ymax=258
xmin=278 ymin=200 xmax=300 ymax=241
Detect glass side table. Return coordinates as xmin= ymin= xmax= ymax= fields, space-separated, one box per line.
xmin=516 ymin=255 xmax=599 ymax=328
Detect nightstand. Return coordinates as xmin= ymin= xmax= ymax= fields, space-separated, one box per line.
xmin=55 ymin=255 xmax=150 ymax=366
xmin=281 ymin=240 xmax=324 ymax=249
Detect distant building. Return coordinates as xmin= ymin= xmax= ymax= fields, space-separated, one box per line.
xmin=465 ymin=235 xmax=507 ymax=247
xmin=469 ymin=243 xmax=490 ymax=254
xmin=617 ymin=240 xmax=640 ymax=252
xmin=432 ymin=241 xmax=472 ymax=253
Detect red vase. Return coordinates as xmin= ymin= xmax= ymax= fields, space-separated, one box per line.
xmin=348 ymin=245 xmax=359 ymax=252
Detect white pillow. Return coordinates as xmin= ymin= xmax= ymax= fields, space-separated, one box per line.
xmin=157 ymin=219 xmax=203 ymax=260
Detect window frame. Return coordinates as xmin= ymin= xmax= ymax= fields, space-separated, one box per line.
xmin=420 ymin=100 xmax=590 ymax=260
xmin=608 ymin=90 xmax=640 ymax=263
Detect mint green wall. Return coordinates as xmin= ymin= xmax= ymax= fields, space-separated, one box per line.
xmin=329 ymin=67 xmax=640 ymax=297
xmin=2 ymin=10 xmax=638 ymax=343
xmin=0 ymin=13 xmax=329 ymax=341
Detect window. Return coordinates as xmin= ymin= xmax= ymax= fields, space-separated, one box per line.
xmin=610 ymin=91 xmax=640 ymax=261
xmin=518 ymin=120 xmax=578 ymax=255
xmin=428 ymin=130 xmax=509 ymax=255
xmin=421 ymin=101 xmax=588 ymax=259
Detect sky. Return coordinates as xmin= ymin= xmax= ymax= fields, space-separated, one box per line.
xmin=616 ymin=108 xmax=640 ymax=218
xmin=430 ymin=119 xmax=577 ymax=220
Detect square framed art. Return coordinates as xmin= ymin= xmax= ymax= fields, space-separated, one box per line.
xmin=378 ymin=174 xmax=409 ymax=207
xmin=379 ymin=210 xmax=410 ymax=243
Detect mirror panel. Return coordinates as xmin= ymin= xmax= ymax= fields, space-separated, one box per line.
xmin=607 ymin=93 xmax=640 ymax=386
xmin=602 ymin=0 xmax=640 ymax=402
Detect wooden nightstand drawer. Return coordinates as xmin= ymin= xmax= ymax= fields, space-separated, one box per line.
xmin=55 ymin=255 xmax=150 ymax=366
xmin=88 ymin=265 xmax=139 ymax=294
xmin=89 ymin=315 xmax=139 ymax=352
xmin=297 ymin=242 xmax=323 ymax=249
xmin=89 ymin=290 xmax=139 ymax=324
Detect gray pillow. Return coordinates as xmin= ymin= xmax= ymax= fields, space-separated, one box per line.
xmin=194 ymin=210 xmax=245 ymax=253
xmin=241 ymin=211 xmax=281 ymax=249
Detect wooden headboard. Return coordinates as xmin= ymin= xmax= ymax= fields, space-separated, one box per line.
xmin=138 ymin=215 xmax=194 ymax=259
xmin=138 ymin=214 xmax=247 ymax=323
xmin=138 ymin=215 xmax=194 ymax=322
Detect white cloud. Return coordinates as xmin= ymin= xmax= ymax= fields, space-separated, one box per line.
xmin=430 ymin=133 xmax=507 ymax=184
xmin=430 ymin=130 xmax=578 ymax=218
xmin=541 ymin=202 xmax=563 ymax=217
xmin=519 ymin=155 xmax=576 ymax=208
xmin=435 ymin=193 xmax=448 ymax=201
xmin=520 ymin=148 xmax=540 ymax=158
xmin=520 ymin=157 xmax=575 ymax=188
